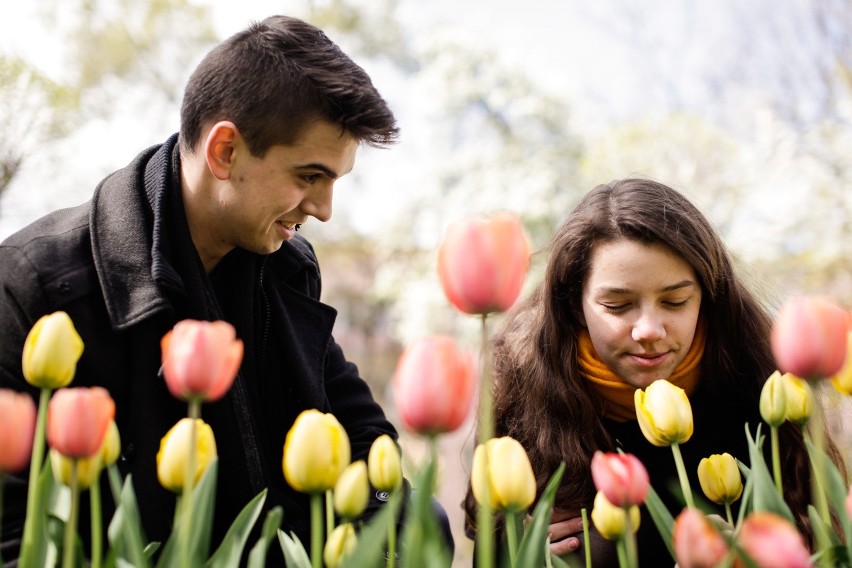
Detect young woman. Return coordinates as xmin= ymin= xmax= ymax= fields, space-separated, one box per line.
xmin=464 ymin=178 xmax=833 ymax=565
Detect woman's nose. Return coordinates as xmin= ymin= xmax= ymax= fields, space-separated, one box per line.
xmin=631 ymin=311 xmax=666 ymax=343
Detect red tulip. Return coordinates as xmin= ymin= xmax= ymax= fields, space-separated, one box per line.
xmin=161 ymin=319 xmax=244 ymax=402
xmin=0 ymin=389 xmax=37 ymax=473
xmin=437 ymin=212 xmax=530 ymax=315
xmin=736 ymin=512 xmax=812 ymax=568
xmin=47 ymin=387 xmax=116 ymax=459
xmin=771 ymin=296 xmax=850 ymax=379
xmin=673 ymin=508 xmax=728 ymax=568
xmin=590 ymin=451 xmax=649 ymax=507
xmin=392 ymin=336 xmax=476 ymax=435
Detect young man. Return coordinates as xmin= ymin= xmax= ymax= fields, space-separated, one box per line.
xmin=0 ymin=15 xmax=404 ymax=559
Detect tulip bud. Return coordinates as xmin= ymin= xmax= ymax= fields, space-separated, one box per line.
xmin=635 ymin=379 xmax=693 ymax=447
xmin=392 ymin=336 xmax=476 ymax=435
xmin=161 ymin=320 xmax=244 ymax=403
xmin=697 ymin=453 xmax=743 ymax=505
xmin=437 ymin=212 xmax=530 ymax=315
xmin=737 ymin=512 xmax=812 ymax=568
xmin=47 ymin=387 xmax=115 ymax=459
xmin=100 ymin=420 xmax=121 ymax=467
xmin=50 ymin=449 xmax=103 ymax=490
xmin=283 ymin=409 xmax=350 ymax=494
xmin=771 ymin=296 xmax=849 ymax=379
xmin=0 ymin=389 xmax=37 ymax=474
xmin=367 ymin=434 xmax=402 ymax=492
xmin=590 ymin=491 xmax=640 ymax=541
xmin=590 ymin=451 xmax=649 ymax=507
xmin=471 ymin=437 xmax=536 ymax=513
xmin=22 ymin=311 xmax=84 ymax=389
xmin=323 ymin=523 xmax=357 ymax=568
xmin=673 ymin=508 xmax=728 ymax=568
xmin=760 ymin=371 xmax=788 ymax=427
xmin=333 ymin=460 xmax=369 ymax=520
xmin=156 ymin=418 xmax=217 ymax=493
xmin=782 ymin=373 xmax=814 ymax=426
xmin=831 ymin=330 xmax=852 ymax=396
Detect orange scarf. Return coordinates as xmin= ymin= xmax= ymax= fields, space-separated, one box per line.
xmin=579 ymin=323 xmax=705 ymax=422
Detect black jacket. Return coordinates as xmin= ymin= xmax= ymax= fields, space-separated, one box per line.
xmin=0 ymin=135 xmax=398 ymax=559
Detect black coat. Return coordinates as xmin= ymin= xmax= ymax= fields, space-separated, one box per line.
xmin=0 ymin=135 xmax=398 ymax=559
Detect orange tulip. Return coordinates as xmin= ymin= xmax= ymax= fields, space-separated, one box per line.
xmin=673 ymin=508 xmax=728 ymax=568
xmin=771 ymin=296 xmax=849 ymax=379
xmin=392 ymin=336 xmax=476 ymax=435
xmin=736 ymin=512 xmax=812 ymax=568
xmin=437 ymin=212 xmax=530 ymax=315
xmin=590 ymin=451 xmax=649 ymax=507
xmin=47 ymin=387 xmax=115 ymax=459
xmin=0 ymin=389 xmax=37 ymax=473
xmin=161 ymin=319 xmax=244 ymax=402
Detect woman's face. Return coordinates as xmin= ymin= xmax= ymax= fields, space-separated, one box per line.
xmin=580 ymin=239 xmax=702 ymax=389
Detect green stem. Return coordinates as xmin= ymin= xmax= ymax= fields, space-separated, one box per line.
xmin=387 ymin=514 xmax=397 ymax=568
xmin=808 ymin=402 xmax=832 ymax=568
xmin=325 ymin=490 xmax=334 ymax=540
xmin=724 ymin=502 xmax=733 ymax=527
xmin=20 ymin=387 xmax=52 ymax=566
xmin=770 ymin=425 xmax=783 ymax=495
xmin=671 ymin=443 xmax=694 ymax=508
xmin=581 ymin=508 xmax=591 ymax=568
xmin=107 ymin=463 xmax=123 ymax=503
xmin=476 ymin=314 xmax=495 ymax=568
xmin=311 ymin=493 xmax=323 ymax=568
xmin=62 ymin=460 xmax=80 ymax=568
xmin=623 ymin=507 xmax=637 ymax=568
xmin=615 ymin=538 xmax=628 ymax=568
xmin=182 ymin=399 xmax=201 ymax=568
xmin=505 ymin=511 xmax=519 ymax=567
xmin=91 ymin=470 xmax=103 ymax=568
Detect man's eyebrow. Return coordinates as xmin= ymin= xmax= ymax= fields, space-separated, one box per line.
xmin=295 ymin=163 xmax=339 ymax=179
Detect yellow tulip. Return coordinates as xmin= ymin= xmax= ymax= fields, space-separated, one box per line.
xmin=50 ymin=448 xmax=102 ymax=490
xmin=759 ymin=371 xmax=788 ymax=427
xmin=22 ymin=312 xmax=84 ymax=389
xmin=471 ymin=436 xmax=536 ymax=513
xmin=367 ymin=434 xmax=402 ymax=492
xmin=782 ymin=373 xmax=813 ymax=426
xmin=100 ymin=420 xmax=121 ymax=467
xmin=590 ymin=491 xmax=640 ymax=541
xmin=323 ymin=523 xmax=357 ymax=568
xmin=283 ymin=409 xmax=350 ymax=494
xmin=334 ymin=460 xmax=369 ymax=520
xmin=634 ymin=379 xmax=693 ymax=447
xmin=156 ymin=418 xmax=217 ymax=493
xmin=697 ymin=453 xmax=743 ymax=505
xmin=831 ymin=331 xmax=852 ymax=396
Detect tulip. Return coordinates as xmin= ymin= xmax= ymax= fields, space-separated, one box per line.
xmin=47 ymin=387 xmax=115 ymax=459
xmin=697 ymin=453 xmax=743 ymax=505
xmin=22 ymin=311 xmax=84 ymax=389
xmin=634 ymin=379 xmax=694 ymax=446
xmin=736 ymin=512 xmax=813 ymax=568
xmin=590 ymin=491 xmax=640 ymax=541
xmin=771 ymin=296 xmax=849 ymax=379
xmin=831 ymin=330 xmax=852 ymax=395
xmin=156 ymin=418 xmax=217 ymax=493
xmin=760 ymin=371 xmax=788 ymax=427
xmin=0 ymin=390 xmax=37 ymax=473
xmin=100 ymin=420 xmax=121 ymax=467
xmin=367 ymin=434 xmax=402 ymax=492
xmin=471 ymin=437 xmax=536 ymax=513
xmin=160 ymin=319 xmax=244 ymax=403
xmin=673 ymin=508 xmax=728 ymax=568
xmin=437 ymin=212 xmax=530 ymax=315
xmin=283 ymin=409 xmax=350 ymax=494
xmin=590 ymin=451 xmax=649 ymax=508
xmin=50 ymin=449 xmax=103 ymax=490
xmin=846 ymin=484 xmax=852 ymax=521
xmin=782 ymin=373 xmax=814 ymax=426
xmin=323 ymin=523 xmax=357 ymax=568
xmin=333 ymin=460 xmax=369 ymax=520
xmin=392 ymin=336 xmax=476 ymax=435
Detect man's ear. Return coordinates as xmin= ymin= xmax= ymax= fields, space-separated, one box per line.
xmin=204 ymin=121 xmax=239 ymax=181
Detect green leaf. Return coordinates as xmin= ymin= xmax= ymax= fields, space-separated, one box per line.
xmin=107 ymin=475 xmax=151 ymax=568
xmin=744 ymin=424 xmax=793 ymax=522
xmin=643 ymin=482 xmax=676 ymax=560
xmin=247 ymin=507 xmax=283 ymax=568
xmin=277 ymin=530 xmax=312 ymax=568
xmin=205 ymin=488 xmax=268 ymax=568
xmin=341 ymin=490 xmax=403 ymax=568
xmin=399 ymin=459 xmax=452 ymax=568
xmin=549 ymin=550 xmax=583 ymax=568
xmin=514 ymin=462 xmax=566 ymax=568
xmin=804 ymin=435 xmax=852 ymax=556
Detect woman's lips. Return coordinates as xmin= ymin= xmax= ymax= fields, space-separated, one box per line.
xmin=627 ymin=351 xmax=672 ymax=368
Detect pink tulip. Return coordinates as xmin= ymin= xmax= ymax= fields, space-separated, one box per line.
xmin=673 ymin=508 xmax=728 ymax=568
xmin=161 ymin=320 xmax=244 ymax=402
xmin=846 ymin=484 xmax=852 ymax=521
xmin=47 ymin=387 xmax=116 ymax=459
xmin=736 ymin=512 xmax=812 ymax=568
xmin=392 ymin=336 xmax=476 ymax=434
xmin=437 ymin=212 xmax=530 ymax=315
xmin=0 ymin=389 xmax=37 ymax=473
xmin=771 ymin=296 xmax=850 ymax=379
xmin=590 ymin=451 xmax=649 ymax=507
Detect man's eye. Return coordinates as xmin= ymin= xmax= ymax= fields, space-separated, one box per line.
xmin=301 ymin=173 xmax=321 ymax=184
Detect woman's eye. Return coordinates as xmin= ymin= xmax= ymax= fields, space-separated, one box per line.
xmin=664 ymin=299 xmax=689 ymax=308
xmin=602 ymin=303 xmax=629 ymax=313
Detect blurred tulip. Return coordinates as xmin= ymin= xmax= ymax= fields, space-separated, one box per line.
xmin=283 ymin=409 xmax=350 ymax=494
xmin=590 ymin=451 xmax=649 ymax=507
xmin=22 ymin=311 xmax=84 ymax=389
xmin=673 ymin=508 xmax=728 ymax=568
xmin=156 ymin=418 xmax=217 ymax=493
xmin=161 ymin=319 xmax=244 ymax=403
xmin=49 ymin=448 xmax=102 ymax=490
xmin=590 ymin=491 xmax=640 ymax=541
xmin=782 ymin=373 xmax=814 ymax=426
xmin=392 ymin=336 xmax=476 ymax=435
xmin=323 ymin=523 xmax=357 ymax=568
xmin=0 ymin=389 xmax=37 ymax=473
xmin=635 ymin=379 xmax=694 ymax=447
xmin=333 ymin=460 xmax=369 ymax=520
xmin=47 ymin=387 xmax=115 ymax=459
xmin=760 ymin=371 xmax=788 ymax=427
xmin=367 ymin=434 xmax=402 ymax=492
xmin=736 ymin=512 xmax=812 ymax=568
xmin=830 ymin=330 xmax=852 ymax=395
xmin=697 ymin=453 xmax=743 ymax=505
xmin=437 ymin=212 xmax=530 ymax=315
xmin=846 ymin=484 xmax=852 ymax=521
xmin=471 ymin=437 xmax=536 ymax=513
xmin=771 ymin=296 xmax=849 ymax=379
xmin=100 ymin=420 xmax=121 ymax=467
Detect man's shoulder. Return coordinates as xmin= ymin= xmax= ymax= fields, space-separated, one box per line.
xmin=1 ymin=202 xmax=93 ymax=265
